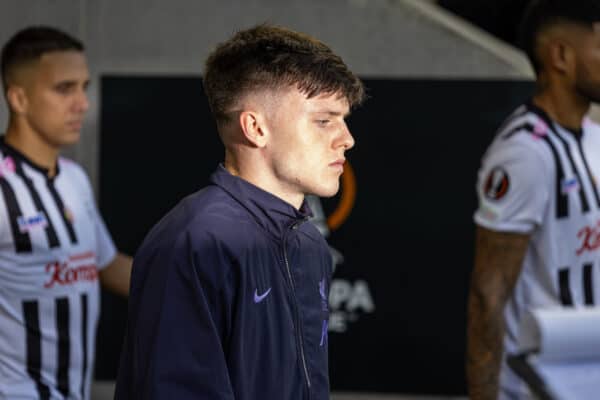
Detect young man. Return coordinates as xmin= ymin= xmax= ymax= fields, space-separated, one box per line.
xmin=0 ymin=27 xmax=132 ymax=399
xmin=115 ymin=24 xmax=364 ymax=399
xmin=468 ymin=1 xmax=600 ymax=399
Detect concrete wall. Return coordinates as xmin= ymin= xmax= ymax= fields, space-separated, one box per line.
xmin=0 ymin=0 xmax=532 ymax=192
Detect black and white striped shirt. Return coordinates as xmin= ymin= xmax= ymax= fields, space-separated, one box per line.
xmin=474 ymin=103 xmax=600 ymax=399
xmin=0 ymin=137 xmax=116 ymax=399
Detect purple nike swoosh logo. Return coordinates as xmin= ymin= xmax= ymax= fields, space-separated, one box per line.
xmin=254 ymin=288 xmax=271 ymax=303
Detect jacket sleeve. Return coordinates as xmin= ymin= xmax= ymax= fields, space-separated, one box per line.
xmin=115 ymin=226 xmax=236 ymax=400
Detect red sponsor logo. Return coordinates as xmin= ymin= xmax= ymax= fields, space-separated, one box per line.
xmin=44 ymin=252 xmax=98 ymax=288
xmin=576 ymin=221 xmax=600 ymax=256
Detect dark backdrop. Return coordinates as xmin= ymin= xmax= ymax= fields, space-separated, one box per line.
xmin=438 ymin=0 xmax=530 ymax=46
xmin=96 ymin=77 xmax=534 ymax=395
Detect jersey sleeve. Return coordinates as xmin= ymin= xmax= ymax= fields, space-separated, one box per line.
xmin=66 ymin=160 xmax=117 ymax=269
xmin=92 ymin=209 xmax=118 ymax=269
xmin=474 ymin=137 xmax=552 ymax=233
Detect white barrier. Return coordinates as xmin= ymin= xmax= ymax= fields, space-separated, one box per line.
xmin=509 ymin=308 xmax=600 ymax=400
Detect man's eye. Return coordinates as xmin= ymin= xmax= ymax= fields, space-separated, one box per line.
xmin=316 ymin=119 xmax=330 ymax=126
xmin=55 ymin=84 xmax=72 ymax=94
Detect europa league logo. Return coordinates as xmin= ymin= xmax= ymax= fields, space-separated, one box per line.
xmin=307 ymin=161 xmax=356 ymax=272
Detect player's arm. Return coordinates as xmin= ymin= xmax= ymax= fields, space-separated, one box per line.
xmin=468 ymin=135 xmax=550 ymax=399
xmin=99 ymin=252 xmax=132 ymax=296
xmin=466 ymin=226 xmax=530 ymax=400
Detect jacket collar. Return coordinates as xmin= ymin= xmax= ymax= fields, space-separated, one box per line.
xmin=209 ymin=165 xmax=313 ymax=239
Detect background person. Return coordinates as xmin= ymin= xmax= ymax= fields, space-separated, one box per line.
xmin=0 ymin=26 xmax=132 ymax=399
xmin=468 ymin=1 xmax=600 ymax=399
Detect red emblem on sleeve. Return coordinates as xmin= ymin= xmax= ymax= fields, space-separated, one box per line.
xmin=483 ymin=167 xmax=510 ymax=201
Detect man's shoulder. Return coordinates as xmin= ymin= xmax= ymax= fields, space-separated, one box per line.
xmin=58 ymin=156 xmax=85 ymax=173
xmin=181 ymin=184 xmax=255 ymax=227
xmin=57 ymin=157 xmax=91 ymax=187
xmin=583 ymin=117 xmax=600 ymax=150
xmin=143 ymin=185 xmax=259 ymax=250
xmin=495 ymin=106 xmax=548 ymax=142
xmin=133 ymin=185 xmax=263 ymax=283
xmin=485 ymin=107 xmax=554 ymax=167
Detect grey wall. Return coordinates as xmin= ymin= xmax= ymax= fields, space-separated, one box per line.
xmin=84 ymin=0 xmax=526 ymax=77
xmin=0 ymin=0 xmax=531 ymax=192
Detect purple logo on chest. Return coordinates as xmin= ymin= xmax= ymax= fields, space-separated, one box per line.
xmin=254 ymin=288 xmax=271 ymax=303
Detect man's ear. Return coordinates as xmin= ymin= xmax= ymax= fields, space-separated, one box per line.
xmin=548 ymin=40 xmax=575 ymax=75
xmin=6 ymin=85 xmax=28 ymax=114
xmin=239 ymin=110 xmax=269 ymax=148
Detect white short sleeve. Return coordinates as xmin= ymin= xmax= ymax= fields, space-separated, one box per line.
xmin=65 ymin=160 xmax=117 ymax=269
xmin=474 ymin=136 xmax=552 ymax=233
xmin=91 ymin=204 xmax=118 ymax=270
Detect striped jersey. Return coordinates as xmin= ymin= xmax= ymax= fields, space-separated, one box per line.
xmin=474 ymin=102 xmax=600 ymax=399
xmin=0 ymin=137 xmax=116 ymax=399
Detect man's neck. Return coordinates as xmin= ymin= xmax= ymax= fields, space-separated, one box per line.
xmin=4 ymin=122 xmax=59 ymax=177
xmin=224 ymin=154 xmax=304 ymax=210
xmin=532 ymin=86 xmax=590 ymax=131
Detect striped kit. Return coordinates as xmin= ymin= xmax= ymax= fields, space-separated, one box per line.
xmin=0 ymin=138 xmax=116 ymax=400
xmin=475 ymin=103 xmax=600 ymax=397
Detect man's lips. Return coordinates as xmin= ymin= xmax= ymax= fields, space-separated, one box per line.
xmin=67 ymin=120 xmax=83 ymax=130
xmin=329 ymin=159 xmax=346 ymax=169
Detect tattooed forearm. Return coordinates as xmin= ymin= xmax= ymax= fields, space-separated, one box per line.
xmin=466 ymin=226 xmax=530 ymax=400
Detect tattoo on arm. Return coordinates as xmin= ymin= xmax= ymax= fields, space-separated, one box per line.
xmin=466 ymin=226 xmax=530 ymax=400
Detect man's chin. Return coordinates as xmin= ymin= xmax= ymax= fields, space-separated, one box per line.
xmin=311 ymin=184 xmax=340 ymax=199
xmin=58 ymin=132 xmax=81 ymax=147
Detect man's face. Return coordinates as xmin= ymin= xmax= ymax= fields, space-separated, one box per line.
xmin=18 ymin=50 xmax=90 ymax=148
xmin=574 ymin=23 xmax=600 ymax=103
xmin=264 ymin=88 xmax=354 ymax=199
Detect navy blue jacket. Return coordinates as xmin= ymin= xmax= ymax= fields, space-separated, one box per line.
xmin=115 ymin=166 xmax=333 ymax=400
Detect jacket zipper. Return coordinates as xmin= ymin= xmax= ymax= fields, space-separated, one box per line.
xmin=283 ymin=220 xmax=312 ymax=392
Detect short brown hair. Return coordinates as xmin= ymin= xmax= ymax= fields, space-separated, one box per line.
xmin=203 ymin=24 xmax=365 ymax=125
